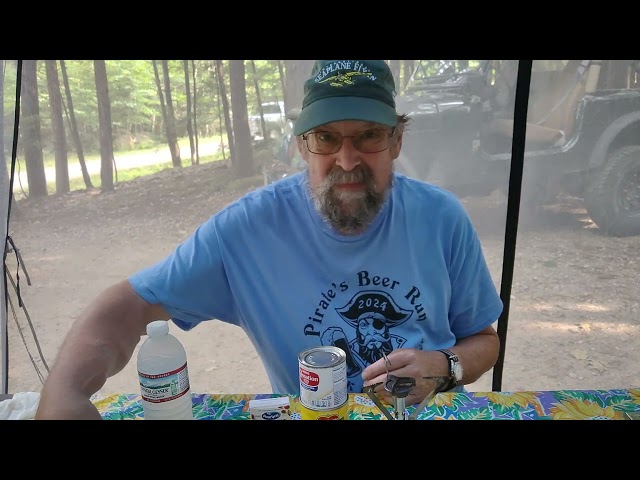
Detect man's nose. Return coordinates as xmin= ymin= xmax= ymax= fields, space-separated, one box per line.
xmin=335 ymin=137 xmax=361 ymax=171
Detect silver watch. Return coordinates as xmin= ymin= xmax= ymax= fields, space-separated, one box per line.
xmin=437 ymin=349 xmax=463 ymax=386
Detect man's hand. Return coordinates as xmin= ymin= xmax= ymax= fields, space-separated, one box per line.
xmin=360 ymin=326 xmax=500 ymax=406
xmin=361 ymin=349 xmax=450 ymax=406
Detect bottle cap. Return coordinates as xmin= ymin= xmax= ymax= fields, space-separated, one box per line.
xmin=146 ymin=320 xmax=169 ymax=337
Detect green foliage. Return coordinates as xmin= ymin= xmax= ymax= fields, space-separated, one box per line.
xmin=246 ymin=60 xmax=284 ymax=113
xmin=3 ymin=59 xmax=291 ymax=198
xmin=104 ymin=60 xmax=161 ymax=130
xmin=3 ymin=60 xmax=287 ymax=154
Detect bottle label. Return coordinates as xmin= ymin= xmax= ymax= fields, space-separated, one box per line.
xmin=138 ymin=362 xmax=191 ymax=403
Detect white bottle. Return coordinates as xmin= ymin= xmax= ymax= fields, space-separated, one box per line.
xmin=137 ymin=320 xmax=194 ymax=420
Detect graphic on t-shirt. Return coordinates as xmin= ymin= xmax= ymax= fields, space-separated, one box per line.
xmin=320 ymin=290 xmax=412 ymax=379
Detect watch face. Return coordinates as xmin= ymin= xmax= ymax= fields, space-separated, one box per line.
xmin=453 ymin=362 xmax=463 ymax=382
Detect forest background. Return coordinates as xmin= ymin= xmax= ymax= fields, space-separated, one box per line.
xmin=1 ymin=60 xmax=419 ymax=200
xmin=2 ymin=60 xmax=638 ymax=399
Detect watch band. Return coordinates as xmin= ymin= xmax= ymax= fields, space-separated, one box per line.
xmin=437 ymin=349 xmax=459 ymax=390
xmin=438 ymin=348 xmax=459 ymax=364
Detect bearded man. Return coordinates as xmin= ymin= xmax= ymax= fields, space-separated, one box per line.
xmin=37 ymin=60 xmax=503 ymax=419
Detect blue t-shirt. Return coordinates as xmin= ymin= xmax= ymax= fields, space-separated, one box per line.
xmin=129 ymin=172 xmax=503 ymax=395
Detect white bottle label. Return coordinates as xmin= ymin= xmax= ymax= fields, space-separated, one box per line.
xmin=138 ymin=362 xmax=190 ymax=403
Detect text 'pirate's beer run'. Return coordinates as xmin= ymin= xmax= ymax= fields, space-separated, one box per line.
xmin=298 ymin=346 xmax=349 ymax=420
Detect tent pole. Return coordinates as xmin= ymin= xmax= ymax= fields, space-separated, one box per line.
xmin=492 ymin=60 xmax=532 ymax=391
xmin=1 ymin=60 xmax=22 ymax=394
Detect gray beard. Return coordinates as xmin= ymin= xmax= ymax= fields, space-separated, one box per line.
xmin=309 ymin=165 xmax=392 ymax=235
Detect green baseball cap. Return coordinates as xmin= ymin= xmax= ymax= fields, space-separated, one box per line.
xmin=293 ymin=60 xmax=398 ymax=136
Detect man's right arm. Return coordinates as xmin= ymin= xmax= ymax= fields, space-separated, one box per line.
xmin=35 ymin=279 xmax=170 ymax=419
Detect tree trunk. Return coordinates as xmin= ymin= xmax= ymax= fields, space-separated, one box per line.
xmin=277 ymin=60 xmax=286 ymax=111
xmin=191 ymin=60 xmax=200 ymax=165
xmin=45 ymin=60 xmax=69 ymax=194
xmin=249 ymin=60 xmax=267 ymax=140
xmin=152 ymin=60 xmax=168 ymax=144
xmin=21 ymin=60 xmax=48 ymax=198
xmin=93 ymin=60 xmax=114 ymax=192
xmin=0 ymin=60 xmax=20 ymax=218
xmin=211 ymin=62 xmax=226 ymax=161
xmin=60 ymin=60 xmax=93 ymax=189
xmin=283 ymin=60 xmax=314 ymax=115
xmin=389 ymin=60 xmax=401 ymax=93
xmin=403 ymin=60 xmax=415 ymax=90
xmin=161 ymin=60 xmax=181 ymax=168
xmin=229 ymin=60 xmax=254 ymax=178
xmin=182 ymin=60 xmax=196 ymax=165
xmin=215 ymin=60 xmax=235 ymax=163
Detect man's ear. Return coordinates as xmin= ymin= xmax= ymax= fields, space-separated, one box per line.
xmin=390 ymin=129 xmax=404 ymax=160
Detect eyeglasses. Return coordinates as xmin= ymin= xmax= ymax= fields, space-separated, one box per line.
xmin=301 ymin=127 xmax=396 ymax=155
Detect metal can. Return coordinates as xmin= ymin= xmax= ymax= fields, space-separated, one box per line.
xmin=298 ymin=346 xmax=348 ymax=420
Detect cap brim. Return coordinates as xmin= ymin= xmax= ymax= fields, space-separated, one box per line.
xmin=293 ymin=96 xmax=397 ymax=136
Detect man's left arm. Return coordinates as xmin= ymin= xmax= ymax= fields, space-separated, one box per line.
xmin=448 ymin=325 xmax=500 ymax=386
xmin=362 ymin=326 xmax=499 ymax=405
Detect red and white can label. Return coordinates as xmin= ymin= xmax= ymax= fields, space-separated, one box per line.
xmin=299 ymin=357 xmax=347 ymax=409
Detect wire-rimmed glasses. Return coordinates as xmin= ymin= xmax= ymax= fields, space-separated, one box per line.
xmin=301 ymin=127 xmax=395 ymax=155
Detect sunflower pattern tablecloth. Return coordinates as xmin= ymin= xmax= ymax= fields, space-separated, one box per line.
xmin=93 ymin=388 xmax=640 ymax=420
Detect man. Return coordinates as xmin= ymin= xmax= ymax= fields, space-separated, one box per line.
xmin=36 ymin=60 xmax=502 ymax=419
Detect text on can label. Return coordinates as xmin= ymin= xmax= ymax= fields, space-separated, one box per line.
xmin=300 ymin=367 xmax=320 ymax=391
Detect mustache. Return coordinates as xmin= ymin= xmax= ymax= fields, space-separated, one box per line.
xmin=310 ymin=163 xmax=390 ymax=235
xmin=326 ymin=167 xmax=367 ymax=185
xmin=320 ymin=165 xmax=370 ymax=190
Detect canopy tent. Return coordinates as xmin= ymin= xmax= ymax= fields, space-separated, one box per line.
xmin=1 ymin=61 xmax=16 ymax=394
xmin=2 ymin=59 xmax=639 ymax=398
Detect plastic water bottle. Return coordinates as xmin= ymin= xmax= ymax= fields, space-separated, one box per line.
xmin=137 ymin=320 xmax=194 ymax=420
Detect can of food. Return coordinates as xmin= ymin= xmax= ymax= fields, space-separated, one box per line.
xmin=298 ymin=346 xmax=348 ymax=420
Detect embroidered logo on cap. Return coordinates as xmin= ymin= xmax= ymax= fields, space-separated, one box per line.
xmin=314 ymin=60 xmax=377 ymax=87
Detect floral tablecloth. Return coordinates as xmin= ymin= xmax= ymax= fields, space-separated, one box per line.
xmin=93 ymin=388 xmax=640 ymax=420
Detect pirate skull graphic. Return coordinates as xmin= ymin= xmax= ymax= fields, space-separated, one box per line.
xmin=333 ymin=290 xmax=412 ymax=367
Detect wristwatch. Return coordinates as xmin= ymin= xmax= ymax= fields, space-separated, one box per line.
xmin=437 ymin=349 xmax=463 ymax=389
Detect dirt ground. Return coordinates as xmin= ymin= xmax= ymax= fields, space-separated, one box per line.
xmin=5 ymin=160 xmax=640 ymax=398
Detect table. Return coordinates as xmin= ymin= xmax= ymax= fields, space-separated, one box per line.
xmin=94 ymin=388 xmax=640 ymax=420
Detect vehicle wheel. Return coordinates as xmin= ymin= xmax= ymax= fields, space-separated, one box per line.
xmin=584 ymin=145 xmax=640 ymax=236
